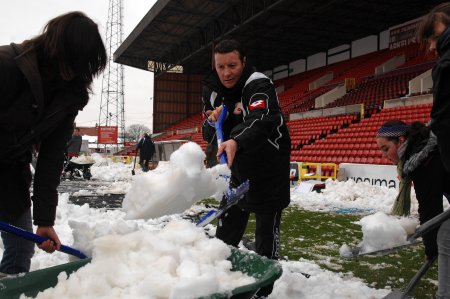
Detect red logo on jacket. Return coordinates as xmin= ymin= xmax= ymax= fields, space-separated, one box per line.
xmin=249 ymin=99 xmax=266 ymax=111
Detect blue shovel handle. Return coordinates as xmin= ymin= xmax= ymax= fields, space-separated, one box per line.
xmin=215 ymin=104 xmax=229 ymax=165
xmin=0 ymin=220 xmax=88 ymax=259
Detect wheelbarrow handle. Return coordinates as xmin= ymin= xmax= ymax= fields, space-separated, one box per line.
xmin=0 ymin=220 xmax=88 ymax=259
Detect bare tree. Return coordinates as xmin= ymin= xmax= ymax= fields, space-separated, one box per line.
xmin=126 ymin=124 xmax=150 ymax=142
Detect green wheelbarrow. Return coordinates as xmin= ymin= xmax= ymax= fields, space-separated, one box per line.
xmin=0 ymin=248 xmax=282 ymax=299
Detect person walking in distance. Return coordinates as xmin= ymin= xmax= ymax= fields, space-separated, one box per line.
xmin=66 ymin=127 xmax=82 ymax=157
xmin=201 ymin=84 xmax=223 ymax=168
xmin=63 ymin=127 xmax=83 ymax=175
xmin=136 ymin=133 xmax=155 ymax=172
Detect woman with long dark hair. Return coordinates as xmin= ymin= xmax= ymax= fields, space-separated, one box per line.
xmin=0 ymin=11 xmax=106 ymax=274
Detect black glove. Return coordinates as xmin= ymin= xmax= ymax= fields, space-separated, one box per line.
xmin=219 ymin=195 xmax=228 ymax=210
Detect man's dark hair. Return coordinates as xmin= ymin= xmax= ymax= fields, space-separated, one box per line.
xmin=23 ymin=11 xmax=107 ymax=99
xmin=417 ymin=2 xmax=450 ymax=41
xmin=214 ymin=39 xmax=245 ymax=61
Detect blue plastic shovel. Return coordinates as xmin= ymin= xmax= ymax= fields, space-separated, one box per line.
xmin=196 ymin=104 xmax=250 ymax=227
xmin=0 ymin=220 xmax=88 ymax=259
xmin=214 ymin=104 xmax=229 ymax=166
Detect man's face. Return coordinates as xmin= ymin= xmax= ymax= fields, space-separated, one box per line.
xmin=214 ymin=50 xmax=245 ymax=89
xmin=428 ymin=20 xmax=447 ymax=56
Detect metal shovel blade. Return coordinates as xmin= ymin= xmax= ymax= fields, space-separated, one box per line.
xmin=344 ymin=240 xmax=422 ymax=258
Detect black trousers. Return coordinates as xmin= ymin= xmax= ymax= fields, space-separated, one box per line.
xmin=216 ymin=205 xmax=282 ymax=296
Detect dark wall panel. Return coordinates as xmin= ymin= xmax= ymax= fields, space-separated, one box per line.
xmin=154 ymin=72 xmax=203 ymax=132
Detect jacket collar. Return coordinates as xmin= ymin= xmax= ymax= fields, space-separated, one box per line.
xmin=437 ymin=26 xmax=450 ymax=57
xmin=11 ymin=43 xmax=45 ymax=120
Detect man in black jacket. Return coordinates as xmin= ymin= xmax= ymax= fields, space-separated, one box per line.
xmin=0 ymin=12 xmax=106 ymax=274
xmin=202 ymin=39 xmax=290 ymax=297
xmin=136 ymin=133 xmax=155 ymax=172
xmin=66 ymin=127 xmax=83 ymax=157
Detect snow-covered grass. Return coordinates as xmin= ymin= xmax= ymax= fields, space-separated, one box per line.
xmin=2 ymin=143 xmax=446 ymax=298
xmin=236 ymin=205 xmax=437 ymax=298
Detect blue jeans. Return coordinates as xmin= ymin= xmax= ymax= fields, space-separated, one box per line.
xmin=0 ymin=209 xmax=35 ymax=274
xmin=437 ymin=218 xmax=450 ymax=298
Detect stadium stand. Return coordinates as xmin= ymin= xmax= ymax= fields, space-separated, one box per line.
xmin=325 ymin=61 xmax=435 ymax=110
xmin=280 ymin=44 xmax=429 ymax=114
xmin=142 ymin=42 xmax=434 ymax=170
xmin=109 ymin=0 xmax=447 ymax=188
xmin=288 ymin=114 xmax=359 ymax=150
xmin=293 ymin=103 xmax=432 ymax=165
xmin=153 ymin=113 xmax=207 ymax=150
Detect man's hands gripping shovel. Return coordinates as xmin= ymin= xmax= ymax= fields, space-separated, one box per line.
xmin=196 ymin=104 xmax=249 ymax=227
xmin=0 ymin=220 xmax=88 ymax=259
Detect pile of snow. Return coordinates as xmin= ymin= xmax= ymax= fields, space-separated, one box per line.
xmin=339 ymin=212 xmax=419 ymax=256
xmin=5 ymin=142 xmax=448 ymax=298
xmin=270 ymin=260 xmax=390 ymax=298
xmin=0 ymin=192 xmax=393 ymax=299
xmin=27 ymin=220 xmax=255 ymax=299
xmin=89 ymin=154 xmax=135 ymax=181
xmin=69 ymin=155 xmax=95 ymax=164
xmin=95 ymin=181 xmax=131 ymax=195
xmin=291 ymin=179 xmax=416 ymax=215
xmin=71 ymin=189 xmax=94 ymax=196
xmin=89 ymin=153 xmax=112 ymax=165
xmin=122 ymin=142 xmax=230 ymax=219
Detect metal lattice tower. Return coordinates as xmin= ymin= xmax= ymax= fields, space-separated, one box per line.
xmin=99 ymin=0 xmax=125 ymax=142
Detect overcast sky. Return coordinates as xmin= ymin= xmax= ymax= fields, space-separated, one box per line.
xmin=0 ymin=0 xmax=157 ymax=131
